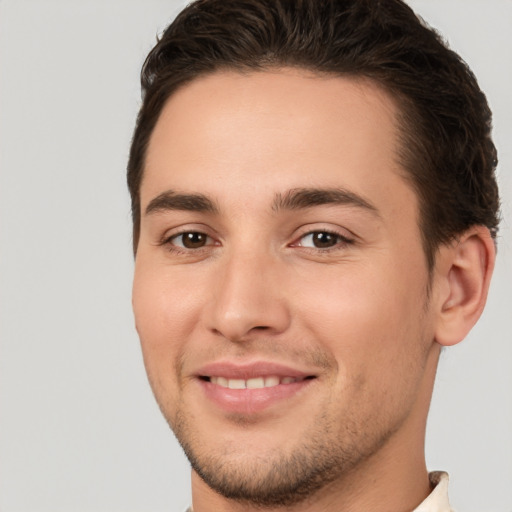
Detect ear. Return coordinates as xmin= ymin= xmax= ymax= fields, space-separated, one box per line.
xmin=433 ymin=226 xmax=496 ymax=347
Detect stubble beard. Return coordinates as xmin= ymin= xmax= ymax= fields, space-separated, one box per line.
xmin=169 ymin=406 xmax=400 ymax=507
xmin=152 ymin=322 xmax=432 ymax=507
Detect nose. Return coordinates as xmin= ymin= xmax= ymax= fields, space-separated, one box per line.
xmin=206 ymin=249 xmax=291 ymax=342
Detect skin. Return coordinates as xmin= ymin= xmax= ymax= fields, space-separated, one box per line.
xmin=132 ymin=69 xmax=495 ymax=511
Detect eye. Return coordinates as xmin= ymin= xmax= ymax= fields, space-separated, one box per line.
xmin=296 ymin=231 xmax=352 ymax=249
xmin=169 ymin=231 xmax=213 ymax=249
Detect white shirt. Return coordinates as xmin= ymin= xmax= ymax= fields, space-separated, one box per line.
xmin=413 ymin=472 xmax=454 ymax=512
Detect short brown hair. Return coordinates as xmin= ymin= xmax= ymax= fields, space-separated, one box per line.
xmin=127 ymin=0 xmax=500 ymax=268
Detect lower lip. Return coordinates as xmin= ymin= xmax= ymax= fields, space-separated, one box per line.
xmin=198 ymin=378 xmax=314 ymax=415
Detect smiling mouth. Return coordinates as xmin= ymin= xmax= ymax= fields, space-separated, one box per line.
xmin=197 ymin=366 xmax=317 ymax=414
xmin=200 ymin=375 xmax=315 ymax=389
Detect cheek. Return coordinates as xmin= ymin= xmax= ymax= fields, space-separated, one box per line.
xmin=293 ymin=260 xmax=430 ymax=385
xmin=295 ymin=273 xmax=430 ymax=434
xmin=133 ymin=259 xmax=202 ymax=341
xmin=132 ymin=261 xmax=201 ymax=397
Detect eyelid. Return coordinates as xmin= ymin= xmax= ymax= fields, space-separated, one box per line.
xmin=290 ymin=225 xmax=356 ymax=246
xmin=169 ymin=231 xmax=215 ymax=248
xmin=157 ymin=224 xmax=221 ymax=250
xmin=155 ymin=223 xmax=356 ymax=253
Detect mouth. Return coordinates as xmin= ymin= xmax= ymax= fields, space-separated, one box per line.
xmin=195 ymin=361 xmax=318 ymax=415
xmin=201 ymin=375 xmax=314 ymax=389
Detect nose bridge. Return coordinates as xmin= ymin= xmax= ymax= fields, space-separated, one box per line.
xmin=208 ymin=244 xmax=290 ymax=341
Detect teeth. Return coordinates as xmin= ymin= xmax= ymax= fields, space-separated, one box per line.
xmin=217 ymin=376 xmax=228 ymax=387
xmin=264 ymin=376 xmax=280 ymax=387
xmin=246 ymin=377 xmax=265 ymax=389
xmin=228 ymin=379 xmax=245 ymax=389
xmin=209 ymin=376 xmax=301 ymax=389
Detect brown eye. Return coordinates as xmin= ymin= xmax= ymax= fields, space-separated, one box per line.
xmin=297 ymin=231 xmax=352 ymax=249
xmin=173 ymin=232 xmax=210 ymax=249
xmin=311 ymin=232 xmax=338 ymax=248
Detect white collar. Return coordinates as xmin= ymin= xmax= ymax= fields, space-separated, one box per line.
xmin=413 ymin=472 xmax=453 ymax=512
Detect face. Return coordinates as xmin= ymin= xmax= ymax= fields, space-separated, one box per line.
xmin=133 ymin=70 xmax=439 ymax=506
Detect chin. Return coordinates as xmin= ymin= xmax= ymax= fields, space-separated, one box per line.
xmin=170 ymin=404 xmax=395 ymax=507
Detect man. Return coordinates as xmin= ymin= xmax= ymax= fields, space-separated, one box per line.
xmin=127 ymin=0 xmax=499 ymax=510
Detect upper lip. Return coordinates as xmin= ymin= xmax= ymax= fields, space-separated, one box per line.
xmin=196 ymin=360 xmax=316 ymax=380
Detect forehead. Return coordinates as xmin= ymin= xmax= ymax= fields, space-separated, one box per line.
xmin=142 ymin=69 xmax=412 ymax=217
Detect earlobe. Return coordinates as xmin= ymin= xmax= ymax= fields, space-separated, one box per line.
xmin=434 ymin=226 xmax=496 ymax=347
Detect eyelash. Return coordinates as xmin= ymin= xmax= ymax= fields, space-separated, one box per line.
xmin=160 ymin=228 xmax=355 ymax=255
xmin=292 ymin=229 xmax=355 ymax=252
xmin=160 ymin=231 xmax=217 ymax=254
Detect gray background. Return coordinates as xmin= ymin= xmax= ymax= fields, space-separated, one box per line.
xmin=0 ymin=1 xmax=510 ymax=511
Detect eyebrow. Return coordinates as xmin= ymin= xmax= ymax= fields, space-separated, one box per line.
xmin=272 ymin=187 xmax=380 ymax=216
xmin=145 ymin=190 xmax=219 ymax=216
xmin=144 ymin=186 xmax=379 ymax=218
